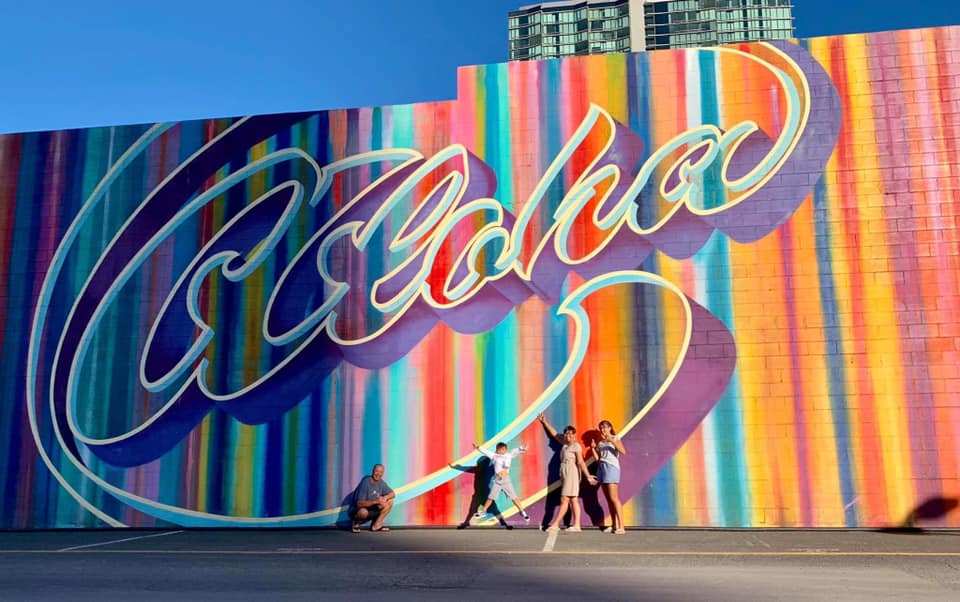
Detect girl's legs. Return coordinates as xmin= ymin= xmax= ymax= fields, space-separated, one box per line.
xmin=569 ymin=497 xmax=582 ymax=530
xmin=607 ymin=483 xmax=624 ymax=533
xmin=548 ymin=497 xmax=571 ymax=530
xmin=601 ymin=483 xmax=615 ymax=530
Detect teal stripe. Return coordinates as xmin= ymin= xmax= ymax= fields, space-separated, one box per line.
xmin=74 ymin=127 xmax=115 ymax=524
xmin=385 ymin=105 xmax=414 ymax=520
xmin=698 ymin=50 xmax=748 ymax=526
xmin=483 ymin=64 xmax=521 ymax=443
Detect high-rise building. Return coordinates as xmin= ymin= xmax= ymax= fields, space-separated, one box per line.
xmin=508 ymin=0 xmax=795 ymax=61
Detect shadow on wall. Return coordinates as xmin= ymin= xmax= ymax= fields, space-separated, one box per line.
xmin=540 ymin=430 xmax=565 ymax=529
xmin=449 ymin=457 xmax=511 ymax=528
xmin=879 ymin=497 xmax=960 ymax=533
xmin=579 ymin=429 xmax=606 ymax=528
xmin=539 ymin=425 xmax=611 ymax=530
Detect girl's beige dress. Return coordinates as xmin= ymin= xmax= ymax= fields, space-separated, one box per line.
xmin=560 ymin=442 xmax=582 ymax=496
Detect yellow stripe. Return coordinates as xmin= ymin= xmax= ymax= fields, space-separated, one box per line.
xmin=788 ymin=198 xmax=844 ymax=524
xmin=844 ymin=34 xmax=913 ymax=523
xmin=195 ymin=415 xmax=211 ymax=512
xmin=231 ymin=139 xmax=271 ymax=517
xmin=197 ymin=162 xmax=229 ymax=513
xmin=663 ymin=258 xmax=696 ymax=526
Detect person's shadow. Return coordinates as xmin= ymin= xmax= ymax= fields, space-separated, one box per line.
xmin=539 ymin=435 xmax=565 ymax=529
xmin=879 ymin=496 xmax=960 ymax=533
xmin=335 ymin=491 xmax=357 ymax=531
xmin=579 ymin=429 xmax=606 ymax=528
xmin=449 ymin=457 xmax=510 ymax=528
xmin=538 ymin=424 xmax=605 ymax=530
xmin=540 ymin=421 xmax=588 ymax=529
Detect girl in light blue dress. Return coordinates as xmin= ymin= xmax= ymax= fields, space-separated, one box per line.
xmin=591 ymin=420 xmax=627 ymax=534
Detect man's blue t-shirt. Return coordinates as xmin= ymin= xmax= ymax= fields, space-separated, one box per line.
xmin=350 ymin=476 xmax=394 ymax=511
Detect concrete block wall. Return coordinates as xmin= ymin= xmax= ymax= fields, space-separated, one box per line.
xmin=0 ymin=26 xmax=958 ymax=528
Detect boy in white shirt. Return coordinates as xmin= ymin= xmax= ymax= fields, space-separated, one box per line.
xmin=472 ymin=441 xmax=531 ymax=523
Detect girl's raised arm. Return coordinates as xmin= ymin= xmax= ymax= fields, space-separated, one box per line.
xmin=537 ymin=413 xmax=563 ymax=444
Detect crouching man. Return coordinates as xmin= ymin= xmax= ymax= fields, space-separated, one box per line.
xmin=349 ymin=464 xmax=395 ymax=533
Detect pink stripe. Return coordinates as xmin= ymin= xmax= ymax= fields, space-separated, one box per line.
xmin=453 ymin=66 xmax=477 ymax=148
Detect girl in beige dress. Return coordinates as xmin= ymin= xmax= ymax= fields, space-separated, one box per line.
xmin=538 ymin=413 xmax=597 ymax=532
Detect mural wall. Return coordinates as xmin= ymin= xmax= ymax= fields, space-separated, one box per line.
xmin=1 ymin=26 xmax=959 ymax=529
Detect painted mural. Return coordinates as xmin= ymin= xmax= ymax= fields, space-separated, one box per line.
xmin=1 ymin=26 xmax=959 ymax=529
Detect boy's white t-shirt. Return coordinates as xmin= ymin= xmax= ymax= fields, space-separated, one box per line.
xmin=478 ymin=446 xmax=526 ymax=475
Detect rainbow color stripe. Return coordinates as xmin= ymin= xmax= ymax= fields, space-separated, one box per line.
xmin=0 ymin=27 xmax=959 ymax=529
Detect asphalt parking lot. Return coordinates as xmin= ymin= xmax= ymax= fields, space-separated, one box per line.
xmin=0 ymin=527 xmax=957 ymax=601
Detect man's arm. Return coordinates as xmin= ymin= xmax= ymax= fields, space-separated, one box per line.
xmin=351 ymin=481 xmax=371 ymax=508
xmin=381 ymin=482 xmax=395 ymax=501
xmin=353 ymin=480 xmax=377 ymax=508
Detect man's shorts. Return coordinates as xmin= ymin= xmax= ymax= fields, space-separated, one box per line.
xmin=348 ymin=505 xmax=382 ymax=521
xmin=487 ymin=476 xmax=518 ymax=500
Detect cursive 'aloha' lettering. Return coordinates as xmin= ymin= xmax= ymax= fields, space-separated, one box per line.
xmin=41 ymin=42 xmax=840 ymax=469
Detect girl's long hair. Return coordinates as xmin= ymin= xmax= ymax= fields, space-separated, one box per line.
xmin=599 ymin=420 xmax=617 ymax=436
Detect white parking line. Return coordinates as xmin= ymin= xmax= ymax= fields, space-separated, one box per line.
xmin=542 ymin=529 xmax=559 ymax=552
xmin=57 ymin=530 xmax=184 ymax=552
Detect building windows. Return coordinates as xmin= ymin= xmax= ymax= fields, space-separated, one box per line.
xmin=509 ymin=0 xmax=793 ymax=61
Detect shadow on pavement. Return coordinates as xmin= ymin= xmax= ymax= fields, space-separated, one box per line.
xmin=0 ymin=528 xmax=676 ymax=601
xmin=448 ymin=457 xmax=510 ymax=529
xmin=878 ymin=496 xmax=960 ymax=535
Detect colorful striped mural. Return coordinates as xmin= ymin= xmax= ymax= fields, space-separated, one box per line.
xmin=1 ymin=26 xmax=959 ymax=529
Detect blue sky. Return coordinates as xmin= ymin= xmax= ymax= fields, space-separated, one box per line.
xmin=0 ymin=0 xmax=958 ymax=133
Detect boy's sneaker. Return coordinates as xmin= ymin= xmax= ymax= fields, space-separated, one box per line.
xmin=521 ymin=512 xmax=530 ymax=523
xmin=472 ymin=511 xmax=489 ymax=520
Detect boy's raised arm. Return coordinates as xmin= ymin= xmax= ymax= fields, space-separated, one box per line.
xmin=509 ymin=444 xmax=527 ymax=457
xmin=473 ymin=443 xmax=494 ymax=458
